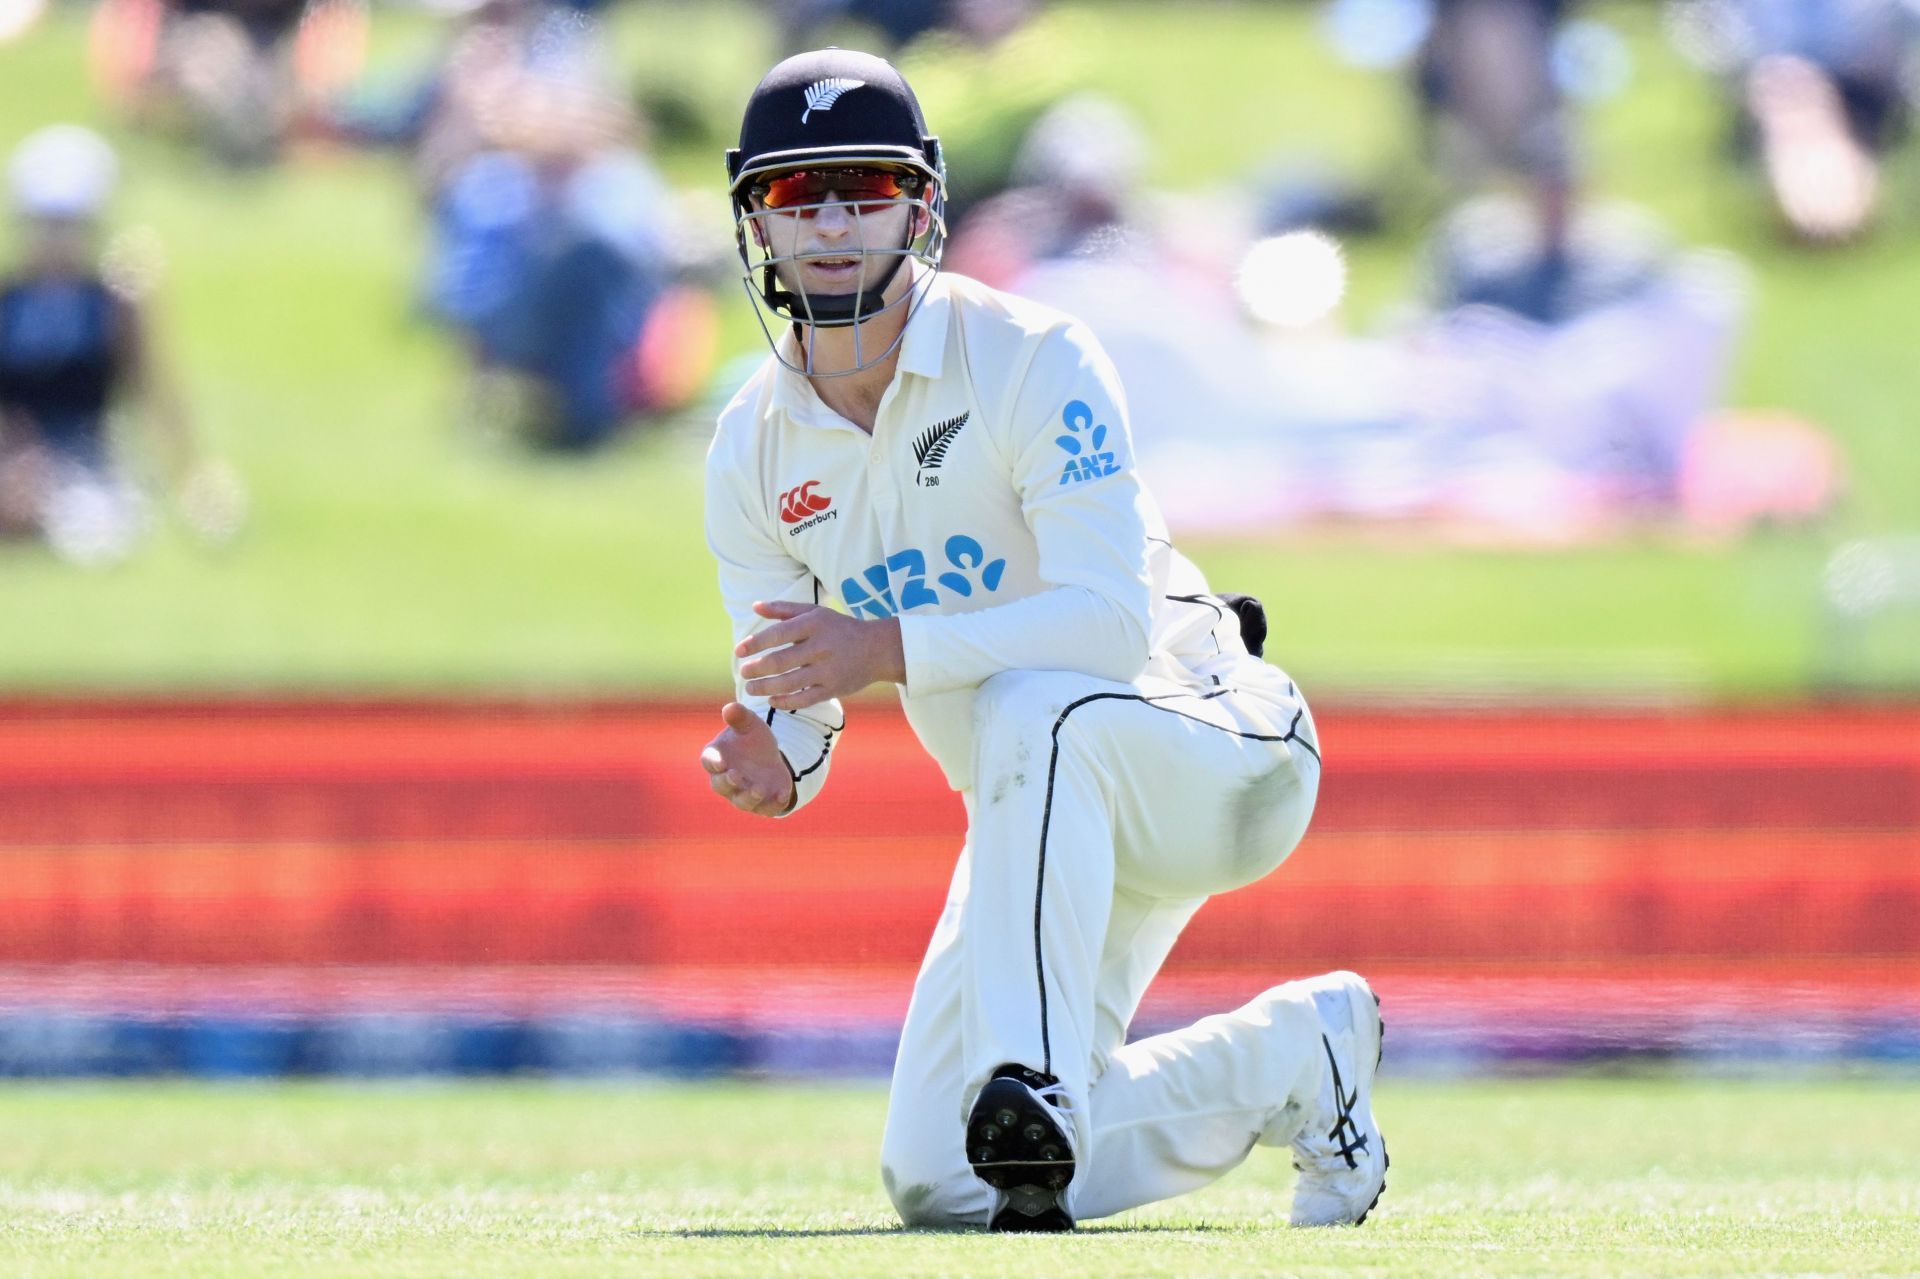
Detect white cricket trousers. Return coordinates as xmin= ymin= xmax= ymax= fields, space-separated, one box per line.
xmin=880 ymin=665 xmax=1328 ymax=1227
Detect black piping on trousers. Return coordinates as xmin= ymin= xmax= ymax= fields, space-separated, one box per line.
xmin=1028 ymin=687 xmax=1318 ymax=1075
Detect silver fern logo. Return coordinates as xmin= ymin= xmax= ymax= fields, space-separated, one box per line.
xmin=801 ymin=77 xmax=865 ymax=124
xmin=913 ymin=411 xmax=968 ymax=487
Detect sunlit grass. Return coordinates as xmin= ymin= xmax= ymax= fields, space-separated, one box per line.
xmin=0 ymin=1079 xmax=1915 ymax=1277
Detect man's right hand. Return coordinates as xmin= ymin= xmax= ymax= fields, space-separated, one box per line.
xmin=699 ymin=701 xmax=796 ymax=817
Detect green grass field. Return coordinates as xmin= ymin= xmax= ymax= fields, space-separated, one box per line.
xmin=1 ymin=1079 xmax=1916 ymax=1277
xmin=3 ymin=2 xmax=1918 ymax=694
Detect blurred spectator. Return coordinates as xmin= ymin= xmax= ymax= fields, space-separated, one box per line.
xmin=89 ymin=0 xmax=367 ymax=167
xmin=428 ymin=90 xmax=716 ymax=450
xmin=1416 ymin=0 xmax=1577 ymax=195
xmin=951 ymin=97 xmax=1790 ymax=542
xmin=1319 ymin=0 xmax=1586 ymax=212
xmin=1135 ymin=200 xmax=1758 ymax=542
xmin=1428 ymin=185 xmax=1650 ymax=325
xmin=325 ymin=3 xmax=718 ymax=450
xmin=0 ymin=126 xmax=243 ymax=564
xmin=1412 ymin=0 xmax=1584 ymax=338
xmin=1307 ymin=0 xmax=1774 ymax=527
xmin=1317 ymin=0 xmax=1606 ymax=308
xmin=330 ymin=0 xmax=565 ymax=198
xmin=1411 ymin=194 xmax=1753 ymax=519
xmin=774 ymin=0 xmax=1032 ymax=57
xmin=1665 ymin=0 xmax=1920 ymax=242
xmin=944 ymin=93 xmax=1154 ymax=287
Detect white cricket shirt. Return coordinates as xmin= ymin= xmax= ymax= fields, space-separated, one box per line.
xmin=705 ymin=270 xmax=1293 ymax=807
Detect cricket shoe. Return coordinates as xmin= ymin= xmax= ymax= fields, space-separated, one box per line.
xmin=1288 ymin=970 xmax=1388 ymax=1227
xmin=966 ymin=1064 xmax=1078 ymax=1232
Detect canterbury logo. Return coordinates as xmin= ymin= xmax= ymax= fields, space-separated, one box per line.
xmin=780 ymin=480 xmax=832 ymax=523
xmin=913 ymin=412 xmax=968 ymax=470
xmin=802 ymin=78 xmax=864 ymax=124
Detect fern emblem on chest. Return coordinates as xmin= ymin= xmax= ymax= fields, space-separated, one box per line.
xmin=802 ymin=78 xmax=865 ymax=124
xmin=912 ymin=411 xmax=969 ymax=487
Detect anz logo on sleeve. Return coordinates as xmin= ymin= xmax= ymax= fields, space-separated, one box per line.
xmin=840 ymin=534 xmax=1008 ymax=619
xmin=1056 ymin=399 xmax=1120 ymax=484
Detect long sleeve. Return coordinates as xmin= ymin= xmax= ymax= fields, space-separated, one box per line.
xmin=703 ymin=439 xmax=845 ymax=814
xmin=897 ymin=321 xmax=1153 ymax=696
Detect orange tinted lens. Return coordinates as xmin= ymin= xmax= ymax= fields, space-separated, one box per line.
xmin=761 ymin=168 xmax=907 ymax=210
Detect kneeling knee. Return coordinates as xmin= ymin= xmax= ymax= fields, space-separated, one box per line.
xmin=881 ymin=1160 xmax=976 ymax=1229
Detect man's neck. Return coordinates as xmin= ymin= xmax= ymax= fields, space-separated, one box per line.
xmin=796 ymin=305 xmax=911 ymax=435
xmin=808 ymin=349 xmax=901 ymax=434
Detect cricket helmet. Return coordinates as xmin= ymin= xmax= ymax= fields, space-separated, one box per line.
xmin=726 ymin=48 xmax=947 ymax=373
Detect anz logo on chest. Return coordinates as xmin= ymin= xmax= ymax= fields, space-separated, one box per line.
xmin=1056 ymin=399 xmax=1120 ymax=484
xmin=840 ymin=534 xmax=1007 ymax=619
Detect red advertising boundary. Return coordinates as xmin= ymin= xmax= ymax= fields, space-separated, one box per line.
xmin=0 ymin=697 xmax=1915 ymax=973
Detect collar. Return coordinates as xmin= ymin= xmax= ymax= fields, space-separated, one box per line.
xmin=894 ymin=269 xmax=951 ymax=379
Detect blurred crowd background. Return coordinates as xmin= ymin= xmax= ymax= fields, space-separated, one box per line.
xmin=5 ymin=0 xmax=1920 ymax=689
xmin=1 ymin=0 xmax=1917 ymax=1079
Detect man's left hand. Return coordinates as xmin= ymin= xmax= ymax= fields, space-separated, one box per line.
xmin=736 ymin=600 xmax=905 ymax=710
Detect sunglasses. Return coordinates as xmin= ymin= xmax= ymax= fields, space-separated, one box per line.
xmin=754 ymin=167 xmax=922 ymax=215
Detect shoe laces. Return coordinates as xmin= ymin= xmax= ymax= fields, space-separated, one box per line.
xmin=1030 ymin=1080 xmax=1082 ymax=1158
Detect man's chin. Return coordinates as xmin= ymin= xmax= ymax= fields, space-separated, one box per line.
xmin=793 ymin=277 xmax=884 ymax=301
xmin=786 ymin=285 xmax=903 ymax=318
